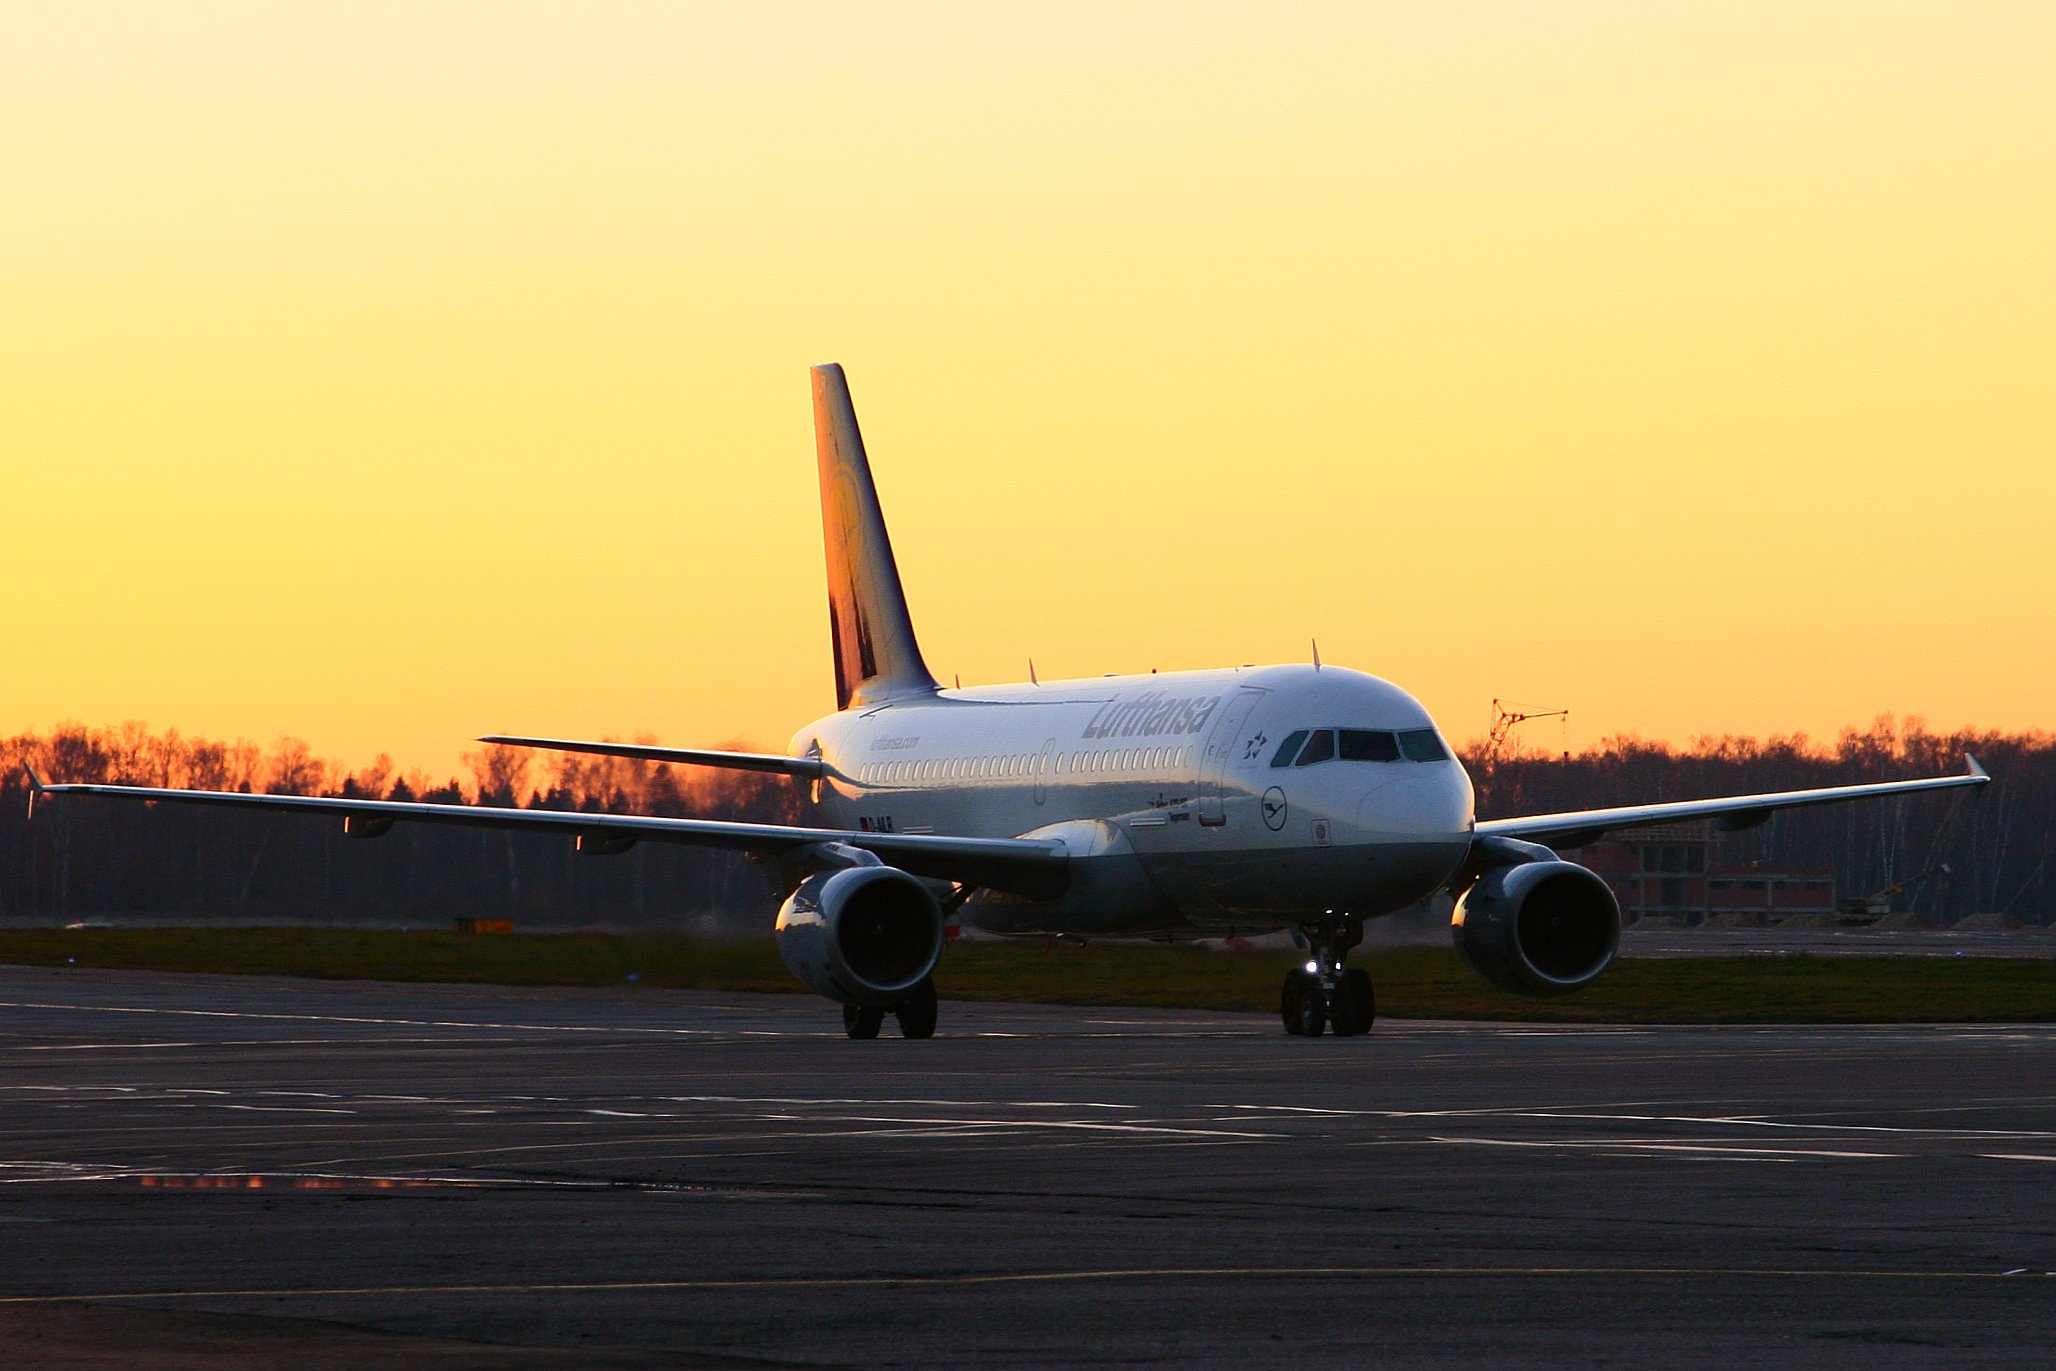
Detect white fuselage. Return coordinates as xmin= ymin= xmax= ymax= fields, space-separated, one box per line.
xmin=792 ymin=664 xmax=1475 ymax=938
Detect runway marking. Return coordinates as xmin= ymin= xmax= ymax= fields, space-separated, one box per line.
xmin=0 ymin=1000 xmax=743 ymax=1038
xmin=16 ymin=1042 xmax=201 ymax=1051
xmin=1 ymin=1085 xmax=1161 ymax=1121
xmin=213 ymin=1104 xmax=357 ymax=1116
xmin=653 ymin=1095 xmax=1137 ymax=1110
xmin=1984 ymin=1153 xmax=2056 ymax=1163
xmin=1213 ymin=1102 xmax=2056 ymax=1140
xmin=1 ymin=1263 xmax=2048 ymax=1306
xmin=1427 ymin=1137 xmax=1895 ymax=1159
xmin=792 ymin=1115 xmax=1275 ymax=1140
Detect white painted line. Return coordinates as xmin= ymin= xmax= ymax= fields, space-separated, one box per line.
xmin=1428 ymin=1136 xmax=1894 ymax=1159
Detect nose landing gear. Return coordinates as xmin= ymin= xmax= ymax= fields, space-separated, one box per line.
xmin=1280 ymin=918 xmax=1374 ymax=1038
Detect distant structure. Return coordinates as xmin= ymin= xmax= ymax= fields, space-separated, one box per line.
xmin=1479 ymin=698 xmax=1568 ymax=813
xmin=1567 ymin=821 xmax=1836 ymax=925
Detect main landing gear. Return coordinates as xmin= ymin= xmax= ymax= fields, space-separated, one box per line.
xmin=843 ymin=976 xmax=938 ymax=1040
xmin=1280 ymin=918 xmax=1374 ymax=1038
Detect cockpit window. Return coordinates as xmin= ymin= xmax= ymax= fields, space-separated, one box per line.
xmin=1398 ymin=728 xmax=1450 ymax=762
xmin=1270 ymin=730 xmax=1309 ymax=768
xmin=1280 ymin=725 xmax=1452 ymax=766
xmin=1294 ymin=729 xmax=1336 ymax=766
xmin=1339 ymin=729 xmax=1401 ymax=762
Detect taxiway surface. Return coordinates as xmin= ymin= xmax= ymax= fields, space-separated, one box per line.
xmin=0 ymin=966 xmax=2049 ymax=1368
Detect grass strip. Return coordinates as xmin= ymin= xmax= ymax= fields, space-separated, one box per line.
xmin=0 ymin=928 xmax=2050 ymax=1023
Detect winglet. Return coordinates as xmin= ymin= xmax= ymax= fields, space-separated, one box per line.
xmin=23 ymin=765 xmax=47 ymax=820
xmin=1966 ymin=753 xmax=1989 ymax=781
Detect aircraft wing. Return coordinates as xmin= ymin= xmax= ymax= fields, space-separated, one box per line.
xmin=477 ymin=735 xmax=825 ymax=780
xmin=1474 ymin=755 xmax=1988 ymax=850
xmin=25 ymin=778 xmax=1064 ymax=898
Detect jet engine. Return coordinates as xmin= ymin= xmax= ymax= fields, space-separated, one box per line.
xmin=1452 ymin=859 xmax=1620 ymax=997
xmin=775 ymin=865 xmax=943 ymax=1006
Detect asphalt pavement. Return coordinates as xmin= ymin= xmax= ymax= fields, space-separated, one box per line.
xmin=0 ymin=966 xmax=2050 ymax=1368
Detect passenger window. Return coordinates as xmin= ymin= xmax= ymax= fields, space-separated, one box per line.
xmin=1399 ymin=728 xmax=1450 ymax=762
xmin=1340 ymin=730 xmax=1401 ymax=762
xmin=1295 ymin=729 xmax=1335 ymax=766
xmin=1271 ymin=730 xmax=1310 ymax=767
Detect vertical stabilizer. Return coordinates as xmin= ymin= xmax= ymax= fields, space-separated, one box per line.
xmin=812 ymin=364 xmax=940 ymax=710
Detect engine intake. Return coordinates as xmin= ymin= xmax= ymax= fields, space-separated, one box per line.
xmin=1452 ymin=859 xmax=1620 ymax=997
xmin=775 ymin=865 xmax=943 ymax=1006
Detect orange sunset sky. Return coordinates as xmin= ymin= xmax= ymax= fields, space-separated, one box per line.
xmin=5 ymin=2 xmax=2052 ymax=779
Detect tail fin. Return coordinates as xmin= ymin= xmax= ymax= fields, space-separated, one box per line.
xmin=812 ymin=364 xmax=940 ymax=710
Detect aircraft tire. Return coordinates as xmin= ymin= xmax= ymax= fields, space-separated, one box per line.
xmin=843 ymin=1004 xmax=885 ymax=1039
xmin=1280 ymin=970 xmax=1326 ymax=1037
xmin=893 ymin=978 xmax=938 ymax=1040
xmin=1331 ymin=969 xmax=1375 ymax=1037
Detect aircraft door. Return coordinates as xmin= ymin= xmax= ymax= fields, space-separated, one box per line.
xmin=1195 ymin=689 xmax=1265 ymax=826
xmin=1034 ymin=739 xmax=1055 ymax=805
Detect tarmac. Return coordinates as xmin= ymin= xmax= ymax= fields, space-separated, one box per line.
xmin=0 ymin=965 xmax=2051 ymax=1368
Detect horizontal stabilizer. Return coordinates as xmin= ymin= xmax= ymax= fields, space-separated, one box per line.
xmin=478 ymin=735 xmax=824 ymax=780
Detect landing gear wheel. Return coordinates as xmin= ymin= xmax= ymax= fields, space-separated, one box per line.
xmin=1330 ymin=967 xmax=1375 ymax=1036
xmin=1280 ymin=969 xmax=1327 ymax=1037
xmin=893 ymin=978 xmax=938 ymax=1040
xmin=842 ymin=1004 xmax=884 ymax=1040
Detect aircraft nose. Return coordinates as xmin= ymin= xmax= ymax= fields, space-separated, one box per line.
xmin=1356 ymin=765 xmax=1473 ymax=838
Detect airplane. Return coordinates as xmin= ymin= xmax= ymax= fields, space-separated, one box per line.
xmin=28 ymin=364 xmax=1989 ymax=1040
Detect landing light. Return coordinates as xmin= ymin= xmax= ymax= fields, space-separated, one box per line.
xmin=1304 ymin=960 xmax=1319 ymax=975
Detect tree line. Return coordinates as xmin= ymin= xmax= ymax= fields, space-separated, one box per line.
xmin=0 ymin=725 xmax=801 ymax=934
xmin=1465 ymin=715 xmax=2054 ymax=924
xmin=1 ymin=715 xmax=2049 ymax=930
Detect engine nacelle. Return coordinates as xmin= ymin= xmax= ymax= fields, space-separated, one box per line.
xmin=1452 ymin=859 xmax=1620 ymax=998
xmin=775 ymin=865 xmax=943 ymax=1007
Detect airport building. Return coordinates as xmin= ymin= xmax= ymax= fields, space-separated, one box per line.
xmin=1568 ymin=822 xmax=1836 ymax=925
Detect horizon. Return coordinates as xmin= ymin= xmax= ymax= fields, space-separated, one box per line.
xmin=8 ymin=707 xmax=2037 ymax=798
